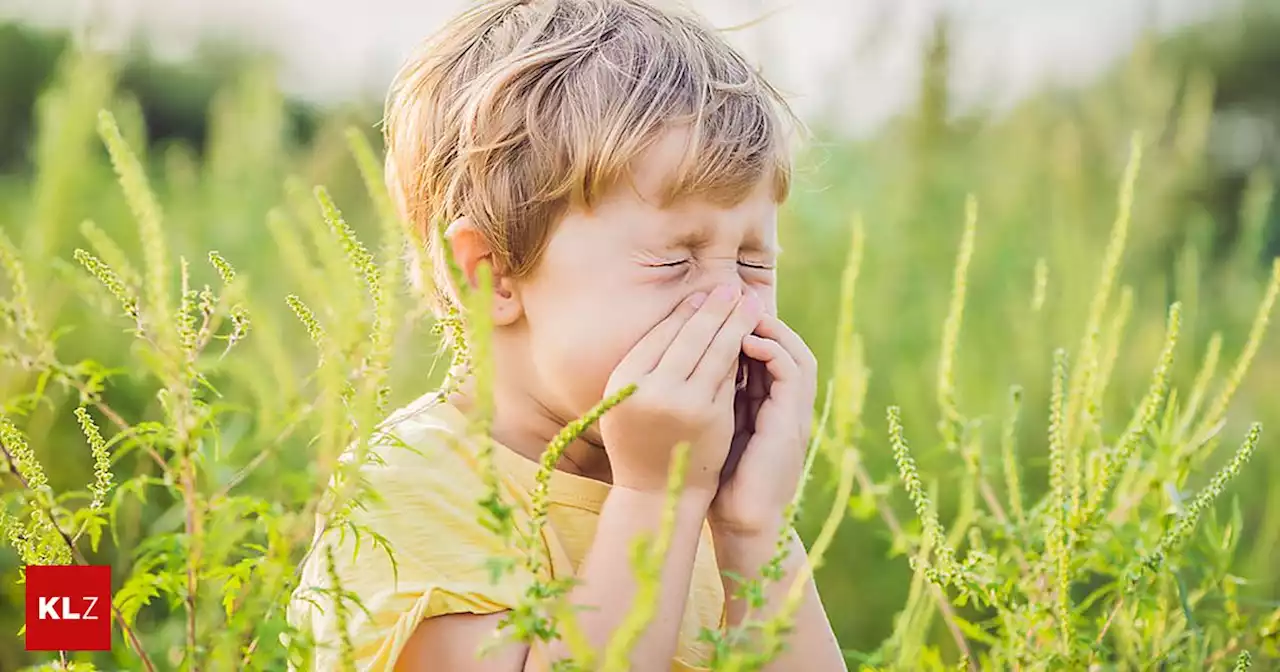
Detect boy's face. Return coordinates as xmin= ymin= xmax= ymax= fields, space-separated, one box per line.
xmin=509 ymin=130 xmax=779 ymax=434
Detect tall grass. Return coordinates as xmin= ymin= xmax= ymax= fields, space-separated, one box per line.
xmin=1 ymin=38 xmax=1278 ymax=670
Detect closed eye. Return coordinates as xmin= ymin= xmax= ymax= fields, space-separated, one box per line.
xmin=646 ymin=259 xmax=773 ymax=270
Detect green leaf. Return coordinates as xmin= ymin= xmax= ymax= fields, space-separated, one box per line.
xmin=116 ymin=571 xmax=163 ymax=626
xmin=83 ymin=510 xmax=107 ymax=553
xmin=364 ymin=528 xmax=399 ymax=587
xmin=223 ymin=572 xmax=243 ymax=619
xmin=1228 ymin=495 xmax=1243 ymax=553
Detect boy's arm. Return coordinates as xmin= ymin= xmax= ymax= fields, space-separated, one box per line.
xmin=714 ymin=524 xmax=846 ymax=671
xmin=396 ymin=486 xmax=713 ymax=671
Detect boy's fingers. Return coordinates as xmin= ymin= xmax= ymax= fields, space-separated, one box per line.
xmin=741 ymin=334 xmax=800 ymax=386
xmin=654 ymin=284 xmax=742 ymax=379
xmin=615 ymin=292 xmax=705 ymax=377
xmin=753 ymin=314 xmax=817 ymax=384
xmin=713 ymin=354 xmax=739 ymax=404
xmin=690 ymin=293 xmax=762 ymax=394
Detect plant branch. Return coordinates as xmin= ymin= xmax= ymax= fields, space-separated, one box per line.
xmin=50 ymin=363 xmax=168 ymax=472
xmin=181 ymin=451 xmax=201 ymax=671
xmin=852 ymin=456 xmax=974 ymax=668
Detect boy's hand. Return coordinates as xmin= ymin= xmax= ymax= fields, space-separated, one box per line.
xmin=600 ymin=284 xmax=763 ymax=495
xmin=710 ymin=314 xmax=817 ymax=538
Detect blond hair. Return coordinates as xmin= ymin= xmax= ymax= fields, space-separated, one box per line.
xmin=383 ymin=0 xmax=798 ymax=314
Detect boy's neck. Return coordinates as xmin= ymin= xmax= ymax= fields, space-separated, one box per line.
xmin=449 ymin=379 xmax=614 ymax=485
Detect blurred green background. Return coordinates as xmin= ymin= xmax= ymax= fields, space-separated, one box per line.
xmin=2 ymin=1 xmax=1279 ymax=668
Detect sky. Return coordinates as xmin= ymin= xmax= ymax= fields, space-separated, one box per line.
xmin=2 ymin=0 xmax=1235 ymax=136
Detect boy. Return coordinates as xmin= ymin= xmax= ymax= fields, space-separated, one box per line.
xmin=289 ymin=1 xmax=846 ymax=669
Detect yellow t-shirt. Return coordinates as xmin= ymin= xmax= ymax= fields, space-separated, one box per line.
xmin=288 ymin=393 xmax=726 ymax=670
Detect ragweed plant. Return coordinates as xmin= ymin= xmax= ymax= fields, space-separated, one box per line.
xmin=1 ymin=103 xmax=421 ymax=670
xmin=850 ymin=135 xmax=1280 ymax=670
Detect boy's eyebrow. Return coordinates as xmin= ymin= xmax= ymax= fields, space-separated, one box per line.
xmin=668 ymin=229 xmax=711 ymax=250
xmin=664 ymin=227 xmax=779 ymax=255
xmin=739 ymin=229 xmax=778 ymax=255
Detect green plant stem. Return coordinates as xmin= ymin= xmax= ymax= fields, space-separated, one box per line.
xmin=849 ymin=454 xmax=973 ymax=665
xmin=181 ymin=451 xmax=202 ymax=671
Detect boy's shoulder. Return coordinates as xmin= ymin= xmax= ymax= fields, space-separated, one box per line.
xmin=309 ymin=391 xmax=507 ymax=540
xmin=375 ymin=390 xmax=457 ymax=441
xmin=337 ymin=391 xmax=480 ymax=484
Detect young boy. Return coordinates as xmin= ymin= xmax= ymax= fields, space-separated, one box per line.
xmin=289 ymin=1 xmax=846 ymax=669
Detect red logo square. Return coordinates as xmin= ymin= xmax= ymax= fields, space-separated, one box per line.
xmin=24 ymin=565 xmax=112 ymax=651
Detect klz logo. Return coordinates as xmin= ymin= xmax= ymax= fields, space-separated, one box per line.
xmin=37 ymin=596 xmax=101 ymax=620
xmin=25 ymin=565 xmax=112 ymax=651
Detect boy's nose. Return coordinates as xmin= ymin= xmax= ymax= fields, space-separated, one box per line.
xmin=693 ymin=263 xmax=746 ymax=298
xmin=688 ymin=259 xmax=773 ymax=315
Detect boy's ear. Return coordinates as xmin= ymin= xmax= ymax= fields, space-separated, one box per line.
xmin=445 ymin=218 xmax=523 ymax=326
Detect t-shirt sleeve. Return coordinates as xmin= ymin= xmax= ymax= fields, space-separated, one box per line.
xmin=294 ymin=413 xmax=537 ymax=671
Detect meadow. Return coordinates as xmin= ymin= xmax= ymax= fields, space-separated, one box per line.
xmin=1 ymin=20 xmax=1279 ymax=671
